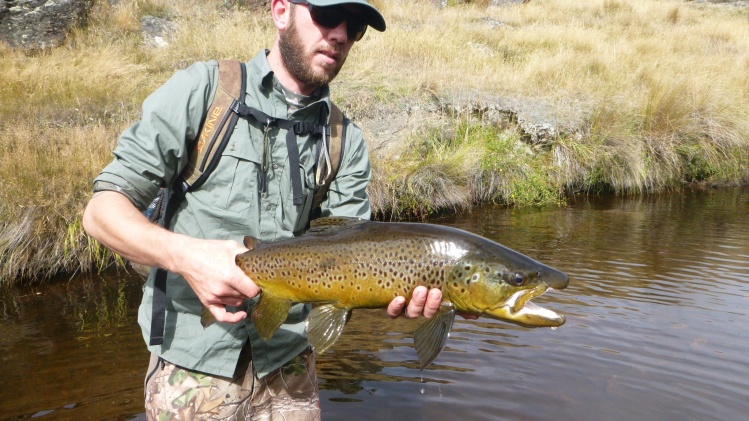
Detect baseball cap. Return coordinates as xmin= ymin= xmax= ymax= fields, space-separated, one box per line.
xmin=306 ymin=0 xmax=386 ymax=31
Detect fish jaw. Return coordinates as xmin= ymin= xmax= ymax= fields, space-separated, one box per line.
xmin=483 ymin=285 xmax=566 ymax=328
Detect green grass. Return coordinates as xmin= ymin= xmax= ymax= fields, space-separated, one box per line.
xmin=1 ymin=0 xmax=748 ymax=284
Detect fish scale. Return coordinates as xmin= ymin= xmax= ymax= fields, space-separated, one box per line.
xmin=226 ymin=216 xmax=568 ymax=369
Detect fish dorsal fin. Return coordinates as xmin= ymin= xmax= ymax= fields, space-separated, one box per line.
xmin=307 ymin=304 xmax=351 ymax=353
xmin=306 ymin=216 xmax=367 ymax=235
xmin=413 ymin=303 xmax=456 ymax=370
xmin=243 ymin=236 xmax=262 ymax=250
xmin=251 ymin=294 xmax=292 ymax=340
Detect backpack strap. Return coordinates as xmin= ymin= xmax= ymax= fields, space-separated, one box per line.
xmin=150 ymin=60 xmax=246 ymax=346
xmin=310 ymin=103 xmax=346 ymax=217
xmin=179 ymin=60 xmax=247 ymax=193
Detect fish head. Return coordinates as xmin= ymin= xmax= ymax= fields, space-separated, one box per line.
xmin=446 ymin=255 xmax=568 ymax=328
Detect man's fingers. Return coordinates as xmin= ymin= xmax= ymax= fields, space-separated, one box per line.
xmin=422 ymin=288 xmax=442 ymax=319
xmin=386 ymin=296 xmax=406 ymax=319
xmin=404 ymin=286 xmax=427 ymax=319
xmin=207 ymin=303 xmax=247 ymax=324
xmin=231 ymin=276 xmax=260 ymax=300
xmin=387 ymin=287 xmax=444 ymax=320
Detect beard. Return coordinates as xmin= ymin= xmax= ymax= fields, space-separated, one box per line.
xmin=278 ymin=7 xmax=347 ymax=90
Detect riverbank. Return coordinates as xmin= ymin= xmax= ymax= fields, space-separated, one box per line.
xmin=1 ymin=0 xmax=748 ymax=284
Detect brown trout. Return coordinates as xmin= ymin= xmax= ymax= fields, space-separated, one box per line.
xmin=232 ymin=217 xmax=569 ymax=369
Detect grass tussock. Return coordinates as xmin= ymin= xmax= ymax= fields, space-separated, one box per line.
xmin=369 ymin=122 xmax=564 ymax=220
xmin=1 ymin=0 xmax=749 ymax=283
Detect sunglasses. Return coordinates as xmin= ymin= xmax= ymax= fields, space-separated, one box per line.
xmin=288 ymin=0 xmax=368 ymax=42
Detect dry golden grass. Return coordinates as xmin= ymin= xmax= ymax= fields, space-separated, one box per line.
xmin=1 ymin=0 xmax=748 ymax=283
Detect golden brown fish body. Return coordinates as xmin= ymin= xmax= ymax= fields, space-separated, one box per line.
xmin=232 ymin=217 xmax=569 ymax=369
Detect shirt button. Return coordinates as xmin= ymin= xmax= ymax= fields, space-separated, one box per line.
xmin=272 ymin=163 xmax=279 ymax=170
xmin=266 ymin=204 xmax=273 ymax=210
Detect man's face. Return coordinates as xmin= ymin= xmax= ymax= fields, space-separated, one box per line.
xmin=278 ymin=3 xmax=358 ymax=91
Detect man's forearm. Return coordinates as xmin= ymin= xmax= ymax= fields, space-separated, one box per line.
xmin=82 ymin=190 xmax=185 ymax=272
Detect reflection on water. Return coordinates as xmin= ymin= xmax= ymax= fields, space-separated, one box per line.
xmin=1 ymin=186 xmax=748 ymax=420
xmin=0 ymin=272 xmax=148 ymax=419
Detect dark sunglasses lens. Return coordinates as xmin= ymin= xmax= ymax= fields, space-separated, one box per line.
xmin=309 ymin=7 xmax=346 ymax=29
xmin=310 ymin=5 xmax=368 ymax=41
xmin=348 ymin=21 xmax=367 ymax=41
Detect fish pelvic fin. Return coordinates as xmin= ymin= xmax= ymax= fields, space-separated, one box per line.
xmin=307 ymin=304 xmax=351 ymax=354
xmin=251 ymin=294 xmax=292 ymax=341
xmin=413 ymin=303 xmax=456 ymax=370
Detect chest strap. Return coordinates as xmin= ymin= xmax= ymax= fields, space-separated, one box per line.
xmin=231 ymin=102 xmax=329 ymax=206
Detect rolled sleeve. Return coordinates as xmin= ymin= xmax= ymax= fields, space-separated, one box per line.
xmin=93 ymin=61 xmax=218 ymax=209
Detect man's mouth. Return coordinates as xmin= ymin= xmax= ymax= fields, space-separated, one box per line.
xmin=316 ymin=46 xmax=341 ymax=64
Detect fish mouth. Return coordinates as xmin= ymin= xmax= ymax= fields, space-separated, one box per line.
xmin=487 ymin=284 xmax=566 ymax=328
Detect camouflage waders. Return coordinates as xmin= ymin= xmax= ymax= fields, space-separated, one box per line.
xmin=144 ymin=347 xmax=320 ymax=420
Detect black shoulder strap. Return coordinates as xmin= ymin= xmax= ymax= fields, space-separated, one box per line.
xmin=150 ymin=60 xmax=246 ymax=346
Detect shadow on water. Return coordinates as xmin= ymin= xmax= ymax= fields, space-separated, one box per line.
xmin=1 ymin=186 xmax=748 ymax=420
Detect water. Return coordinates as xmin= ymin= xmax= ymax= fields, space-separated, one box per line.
xmin=1 ymin=186 xmax=747 ymax=420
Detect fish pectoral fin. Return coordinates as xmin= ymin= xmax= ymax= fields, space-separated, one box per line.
xmin=307 ymin=304 xmax=351 ymax=354
xmin=251 ymin=294 xmax=292 ymax=341
xmin=413 ymin=303 xmax=456 ymax=370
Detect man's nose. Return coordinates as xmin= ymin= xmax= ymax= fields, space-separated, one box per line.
xmin=328 ymin=20 xmax=349 ymax=43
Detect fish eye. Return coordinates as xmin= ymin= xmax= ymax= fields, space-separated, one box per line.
xmin=513 ymin=272 xmax=526 ymax=286
xmin=501 ymin=269 xmax=526 ymax=286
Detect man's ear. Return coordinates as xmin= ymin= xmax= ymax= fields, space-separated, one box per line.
xmin=271 ymin=0 xmax=291 ymax=31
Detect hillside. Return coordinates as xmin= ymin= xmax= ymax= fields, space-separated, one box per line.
xmin=1 ymin=0 xmax=748 ymax=284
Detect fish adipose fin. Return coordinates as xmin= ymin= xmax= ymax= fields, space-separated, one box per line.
xmin=251 ymin=294 xmax=292 ymax=340
xmin=413 ymin=303 xmax=456 ymax=370
xmin=307 ymin=304 xmax=352 ymax=353
xmin=243 ymin=236 xmax=262 ymax=250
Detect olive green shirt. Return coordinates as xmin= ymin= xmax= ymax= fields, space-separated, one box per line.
xmin=93 ymin=51 xmax=371 ymax=378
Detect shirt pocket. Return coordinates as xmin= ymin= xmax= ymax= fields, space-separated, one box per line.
xmin=189 ymin=138 xmax=261 ymax=215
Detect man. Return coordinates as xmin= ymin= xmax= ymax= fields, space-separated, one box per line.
xmin=83 ymin=0 xmax=443 ymax=419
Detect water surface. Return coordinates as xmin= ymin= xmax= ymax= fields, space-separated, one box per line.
xmin=1 ymin=186 xmax=747 ymax=420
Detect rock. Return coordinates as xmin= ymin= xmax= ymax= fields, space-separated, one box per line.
xmin=441 ymin=92 xmax=590 ymax=147
xmin=140 ymin=15 xmax=178 ymax=49
xmin=0 ymin=0 xmax=95 ymax=50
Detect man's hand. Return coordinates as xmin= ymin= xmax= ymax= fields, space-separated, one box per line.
xmin=83 ymin=190 xmax=260 ymax=325
xmin=174 ymin=237 xmax=260 ymax=324
xmin=385 ymin=285 xmax=480 ymax=320
xmin=386 ymin=286 xmax=442 ymax=319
